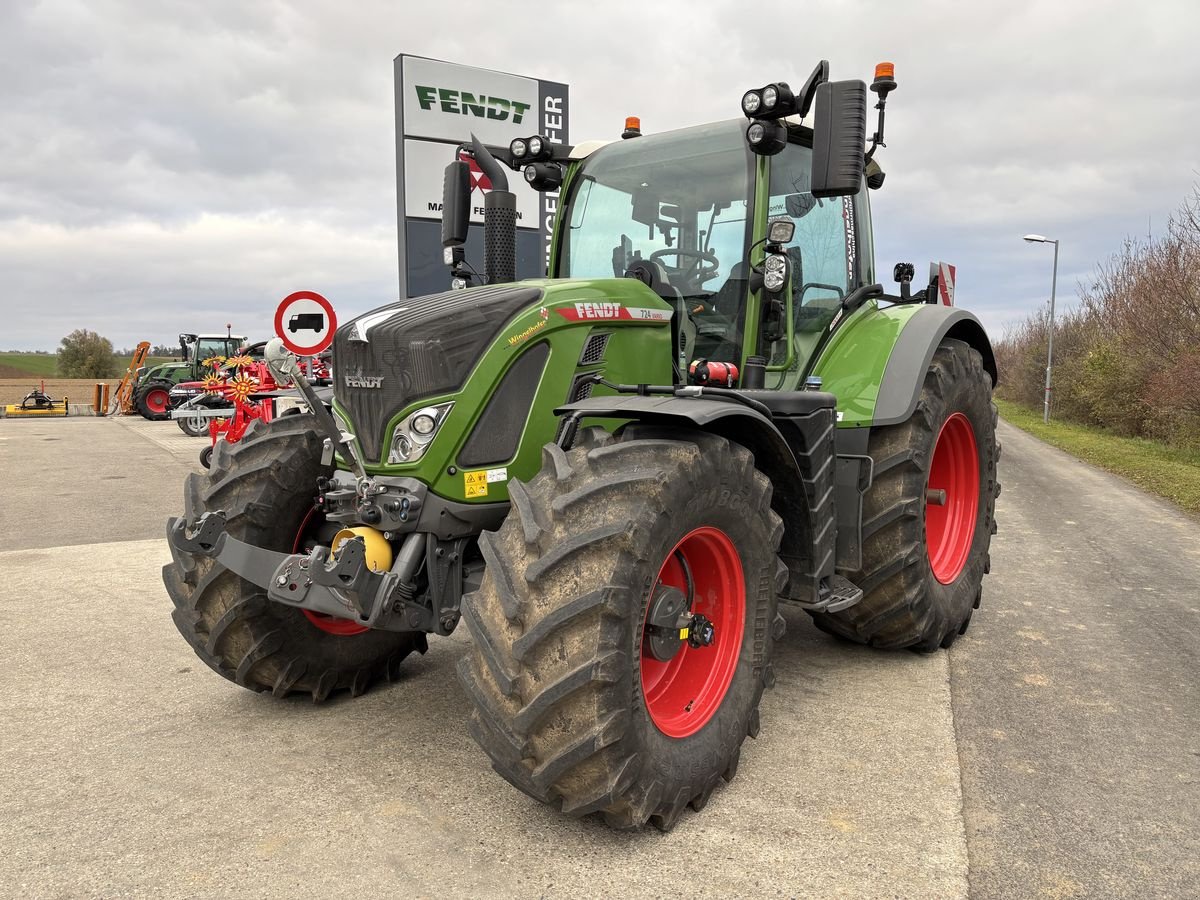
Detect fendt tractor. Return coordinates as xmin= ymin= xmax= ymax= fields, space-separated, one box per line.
xmin=165 ymin=61 xmax=999 ymax=831
xmin=134 ymin=331 xmax=248 ymax=420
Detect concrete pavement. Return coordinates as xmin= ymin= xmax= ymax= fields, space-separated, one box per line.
xmin=1 ymin=417 xmax=967 ymax=898
xmin=2 ymin=415 xmax=1197 ymax=897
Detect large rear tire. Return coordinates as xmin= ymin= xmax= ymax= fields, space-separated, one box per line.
xmin=458 ymin=428 xmax=786 ymax=830
xmin=162 ymin=414 xmax=425 ymax=700
xmin=135 ymin=379 xmax=173 ymax=420
xmin=810 ymin=338 xmax=999 ymax=651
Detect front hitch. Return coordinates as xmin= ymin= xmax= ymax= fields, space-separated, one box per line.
xmin=167 ymin=513 xmax=415 ymax=630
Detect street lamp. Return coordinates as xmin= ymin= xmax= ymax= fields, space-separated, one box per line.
xmin=1023 ymin=234 xmax=1060 ymax=423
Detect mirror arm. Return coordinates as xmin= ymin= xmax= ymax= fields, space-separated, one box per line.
xmin=865 ymin=96 xmax=887 ymax=163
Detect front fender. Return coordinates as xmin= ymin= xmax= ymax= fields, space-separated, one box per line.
xmin=555 ymin=393 xmax=833 ymax=602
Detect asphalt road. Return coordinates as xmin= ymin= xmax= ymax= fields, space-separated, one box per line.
xmin=952 ymin=421 xmax=1200 ymax=898
xmin=1 ymin=415 xmax=1196 ymax=897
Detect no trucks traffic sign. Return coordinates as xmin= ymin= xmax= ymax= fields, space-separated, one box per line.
xmin=274 ymin=290 xmax=337 ymax=356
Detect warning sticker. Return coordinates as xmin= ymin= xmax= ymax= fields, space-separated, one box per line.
xmin=464 ymin=470 xmax=489 ymax=498
xmin=465 ymin=467 xmax=509 ymax=498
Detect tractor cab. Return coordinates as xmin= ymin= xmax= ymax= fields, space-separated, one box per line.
xmin=179 ymin=333 xmax=249 ymax=376
xmin=553 ymin=117 xmax=874 ymax=389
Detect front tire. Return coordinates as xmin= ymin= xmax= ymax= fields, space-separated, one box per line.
xmin=810 ymin=338 xmax=999 ymax=650
xmin=458 ymin=428 xmax=786 ymax=830
xmin=163 ymin=414 xmax=425 ymax=700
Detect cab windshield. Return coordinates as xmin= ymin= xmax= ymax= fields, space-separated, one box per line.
xmin=559 ymin=121 xmax=753 ymax=358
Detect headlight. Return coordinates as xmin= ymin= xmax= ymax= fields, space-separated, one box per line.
xmin=763 ymin=253 xmax=789 ymax=292
xmin=510 ymin=138 xmax=527 ymax=159
xmin=389 ymin=402 xmax=453 ymax=464
xmin=412 ymin=412 xmax=437 ymax=436
xmin=762 ymin=85 xmax=778 ymax=109
xmin=741 ymin=90 xmax=761 ymax=115
xmin=527 ymin=135 xmax=543 ymax=157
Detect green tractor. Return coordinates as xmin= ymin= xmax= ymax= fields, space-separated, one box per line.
xmin=134 ymin=332 xmax=247 ymax=420
xmin=165 ymin=61 xmax=998 ymax=830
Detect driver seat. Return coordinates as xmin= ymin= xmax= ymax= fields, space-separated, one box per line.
xmin=625 ymin=259 xmax=695 ymax=378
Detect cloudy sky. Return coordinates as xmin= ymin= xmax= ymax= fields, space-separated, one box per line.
xmin=2 ymin=0 xmax=1197 ymax=351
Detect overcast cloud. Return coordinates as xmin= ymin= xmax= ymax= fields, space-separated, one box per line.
xmin=2 ymin=0 xmax=1197 ymax=350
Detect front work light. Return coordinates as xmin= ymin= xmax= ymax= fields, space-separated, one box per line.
xmin=742 ymin=82 xmax=797 ymax=120
xmin=767 ymin=219 xmax=795 ymax=244
xmin=523 ymin=162 xmax=563 ymax=192
xmin=746 ymin=119 xmax=787 ymax=156
xmin=511 ymin=135 xmax=552 ymax=163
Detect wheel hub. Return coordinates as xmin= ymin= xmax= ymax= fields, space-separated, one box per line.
xmin=644 ymin=587 xmax=719 ymax=662
xmin=640 ymin=527 xmax=745 ymax=739
xmin=925 ymin=412 xmax=980 ymax=584
xmin=644 ymin=584 xmax=690 ymax=662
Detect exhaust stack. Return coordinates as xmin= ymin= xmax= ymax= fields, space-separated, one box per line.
xmin=470 ymin=134 xmax=517 ymax=285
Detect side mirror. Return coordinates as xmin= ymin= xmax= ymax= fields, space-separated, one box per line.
xmin=264 ymin=338 xmax=302 ymax=386
xmin=440 ymin=159 xmax=471 ymax=248
xmin=810 ymin=79 xmax=867 ymax=199
xmin=631 ymin=187 xmax=660 ymax=227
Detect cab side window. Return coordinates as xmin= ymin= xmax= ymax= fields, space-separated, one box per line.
xmin=767 ymin=142 xmax=859 ymax=333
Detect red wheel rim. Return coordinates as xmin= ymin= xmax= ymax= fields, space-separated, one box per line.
xmin=146 ymin=389 xmax=169 ymax=414
xmin=925 ymin=412 xmax=980 ymax=584
xmin=640 ymin=527 xmax=745 ymax=738
xmin=292 ymin=506 xmax=369 ymax=636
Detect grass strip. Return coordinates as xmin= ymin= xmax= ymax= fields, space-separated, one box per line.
xmin=996 ymin=399 xmax=1200 ymax=515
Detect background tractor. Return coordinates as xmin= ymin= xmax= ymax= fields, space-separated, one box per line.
xmin=133 ymin=331 xmax=247 ymax=420
xmin=164 ymin=61 xmax=999 ymax=831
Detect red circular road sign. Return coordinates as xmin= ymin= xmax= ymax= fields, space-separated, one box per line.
xmin=274 ymin=290 xmax=337 ymax=356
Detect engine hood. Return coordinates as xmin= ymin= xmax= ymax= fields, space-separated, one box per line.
xmin=333 ymin=283 xmax=545 ymax=461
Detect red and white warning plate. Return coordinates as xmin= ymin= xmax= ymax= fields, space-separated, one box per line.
xmin=274 ymin=290 xmax=338 ymax=355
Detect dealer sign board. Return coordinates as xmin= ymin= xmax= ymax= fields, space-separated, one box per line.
xmin=394 ymin=55 xmax=569 ymax=298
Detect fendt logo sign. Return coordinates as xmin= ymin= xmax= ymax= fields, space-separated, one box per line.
xmin=395 ymin=54 xmax=568 ymax=298
xmin=401 ymin=57 xmax=539 ymax=144
xmin=344 ymin=373 xmax=384 ymax=389
xmin=413 ymin=85 xmax=532 ymax=125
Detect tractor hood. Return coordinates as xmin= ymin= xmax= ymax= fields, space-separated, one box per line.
xmin=333 ymin=278 xmax=675 ymax=468
xmin=333 ymin=283 xmax=546 ymax=461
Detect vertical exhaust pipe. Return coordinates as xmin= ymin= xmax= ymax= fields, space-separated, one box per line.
xmin=469 ymin=134 xmax=517 ymax=285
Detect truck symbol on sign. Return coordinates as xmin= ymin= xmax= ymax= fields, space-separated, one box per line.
xmin=289 ymin=313 xmax=325 ymax=333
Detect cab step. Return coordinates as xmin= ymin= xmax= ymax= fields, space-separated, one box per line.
xmin=788 ymin=574 xmax=864 ymax=614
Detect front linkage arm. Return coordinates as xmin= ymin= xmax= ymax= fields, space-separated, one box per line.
xmin=167 ymin=512 xmax=422 ymax=632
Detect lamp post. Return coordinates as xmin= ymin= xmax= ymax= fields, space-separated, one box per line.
xmin=1023 ymin=234 xmax=1060 ymax=424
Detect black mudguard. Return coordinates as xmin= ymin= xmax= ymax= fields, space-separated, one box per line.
xmin=555 ymin=393 xmax=837 ymax=604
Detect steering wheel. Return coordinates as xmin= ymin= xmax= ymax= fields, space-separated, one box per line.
xmin=649 ymin=248 xmax=719 ymax=285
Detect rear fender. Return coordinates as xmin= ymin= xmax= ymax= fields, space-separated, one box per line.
xmin=872 ymin=305 xmax=996 ymax=427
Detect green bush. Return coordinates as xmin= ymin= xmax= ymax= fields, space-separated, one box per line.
xmin=57 ymin=329 xmax=118 ymax=379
